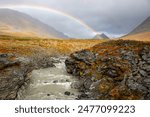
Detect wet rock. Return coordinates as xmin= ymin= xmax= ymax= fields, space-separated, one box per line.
xmin=47 ymin=94 xmax=51 ymax=96
xmin=0 ymin=53 xmax=25 ymax=99
xmin=71 ymin=81 xmax=82 ymax=89
xmin=60 ymin=79 xmax=68 ymax=83
xmin=78 ymin=94 xmax=89 ymax=99
xmin=66 ymin=79 xmax=70 ymax=82
xmin=64 ymin=91 xmax=71 ymax=96
xmin=72 ymin=50 xmax=96 ymax=64
xmin=29 ymin=55 xmax=55 ymax=69
xmin=65 ymin=58 xmax=77 ymax=74
xmin=53 ymin=80 xmax=58 ymax=83
xmin=0 ymin=53 xmax=20 ymax=70
xmin=50 ymin=57 xmax=61 ymax=64
xmin=83 ymin=78 xmax=93 ymax=89
xmin=90 ymin=80 xmax=101 ymax=90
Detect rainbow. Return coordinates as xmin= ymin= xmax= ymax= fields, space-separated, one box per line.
xmin=0 ymin=5 xmax=96 ymax=34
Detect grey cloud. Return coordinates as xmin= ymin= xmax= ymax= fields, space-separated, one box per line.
xmin=0 ymin=0 xmax=150 ymax=38
xmin=51 ymin=0 xmax=150 ymax=35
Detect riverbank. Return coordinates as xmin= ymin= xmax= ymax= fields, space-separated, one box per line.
xmin=0 ymin=37 xmax=104 ymax=100
xmin=0 ymin=53 xmax=56 ymax=99
xmin=65 ymin=40 xmax=150 ymax=100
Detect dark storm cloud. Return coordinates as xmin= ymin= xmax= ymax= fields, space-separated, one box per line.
xmin=0 ymin=0 xmax=150 ymax=37
xmin=50 ymin=0 xmax=150 ymax=35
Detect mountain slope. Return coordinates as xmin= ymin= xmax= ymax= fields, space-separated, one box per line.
xmin=122 ymin=32 xmax=150 ymax=41
xmin=128 ymin=16 xmax=150 ymax=35
xmin=122 ymin=16 xmax=150 ymax=41
xmin=93 ymin=33 xmax=109 ymax=39
xmin=0 ymin=8 xmax=67 ymax=38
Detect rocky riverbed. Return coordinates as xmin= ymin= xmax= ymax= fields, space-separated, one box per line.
xmin=0 ymin=53 xmax=55 ymax=99
xmin=0 ymin=54 xmax=80 ymax=100
xmin=18 ymin=57 xmax=80 ymax=100
xmin=65 ymin=40 xmax=150 ymax=100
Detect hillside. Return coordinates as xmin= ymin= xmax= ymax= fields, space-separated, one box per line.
xmin=122 ymin=16 xmax=150 ymax=41
xmin=0 ymin=8 xmax=67 ymax=38
xmin=122 ymin=32 xmax=150 ymax=41
xmin=128 ymin=16 xmax=150 ymax=35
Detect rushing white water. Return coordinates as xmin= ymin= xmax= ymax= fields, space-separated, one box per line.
xmin=21 ymin=57 xmax=80 ymax=100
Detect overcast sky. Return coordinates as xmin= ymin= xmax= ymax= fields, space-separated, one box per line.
xmin=0 ymin=0 xmax=150 ymax=38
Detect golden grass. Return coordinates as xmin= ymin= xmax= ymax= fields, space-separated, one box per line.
xmin=121 ymin=32 xmax=150 ymax=41
xmin=0 ymin=35 xmax=106 ymax=56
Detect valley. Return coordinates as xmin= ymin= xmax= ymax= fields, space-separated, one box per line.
xmin=0 ymin=8 xmax=149 ymax=100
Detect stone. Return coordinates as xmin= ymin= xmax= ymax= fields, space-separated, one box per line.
xmin=71 ymin=81 xmax=82 ymax=89
xmin=90 ymin=80 xmax=101 ymax=90
xmin=66 ymin=79 xmax=70 ymax=82
xmin=83 ymin=78 xmax=93 ymax=89
xmin=60 ymin=79 xmax=64 ymax=82
xmin=70 ymin=50 xmax=96 ymax=65
xmin=64 ymin=91 xmax=71 ymax=96
xmin=0 ymin=54 xmax=24 ymax=99
xmin=47 ymin=94 xmax=51 ymax=96
xmin=143 ymin=78 xmax=150 ymax=88
xmin=142 ymin=55 xmax=148 ymax=61
xmin=78 ymin=94 xmax=89 ymax=99
xmin=65 ymin=58 xmax=77 ymax=74
xmin=0 ymin=53 xmax=19 ymax=70
xmin=139 ymin=70 xmax=147 ymax=77
xmin=143 ymin=66 xmax=150 ymax=72
xmin=53 ymin=80 xmax=58 ymax=83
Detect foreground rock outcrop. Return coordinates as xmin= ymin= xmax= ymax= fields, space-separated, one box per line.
xmin=0 ymin=53 xmax=55 ymax=100
xmin=65 ymin=40 xmax=150 ymax=100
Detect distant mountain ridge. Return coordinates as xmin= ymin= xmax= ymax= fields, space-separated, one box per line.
xmin=0 ymin=8 xmax=67 ymax=38
xmin=93 ymin=33 xmax=109 ymax=39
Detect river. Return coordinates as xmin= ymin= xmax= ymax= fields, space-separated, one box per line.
xmin=20 ymin=57 xmax=80 ymax=100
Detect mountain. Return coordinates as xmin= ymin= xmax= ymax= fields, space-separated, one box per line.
xmin=93 ymin=33 xmax=109 ymax=39
xmin=0 ymin=9 xmax=67 ymax=38
xmin=122 ymin=16 xmax=150 ymax=41
xmin=128 ymin=16 xmax=150 ymax=35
